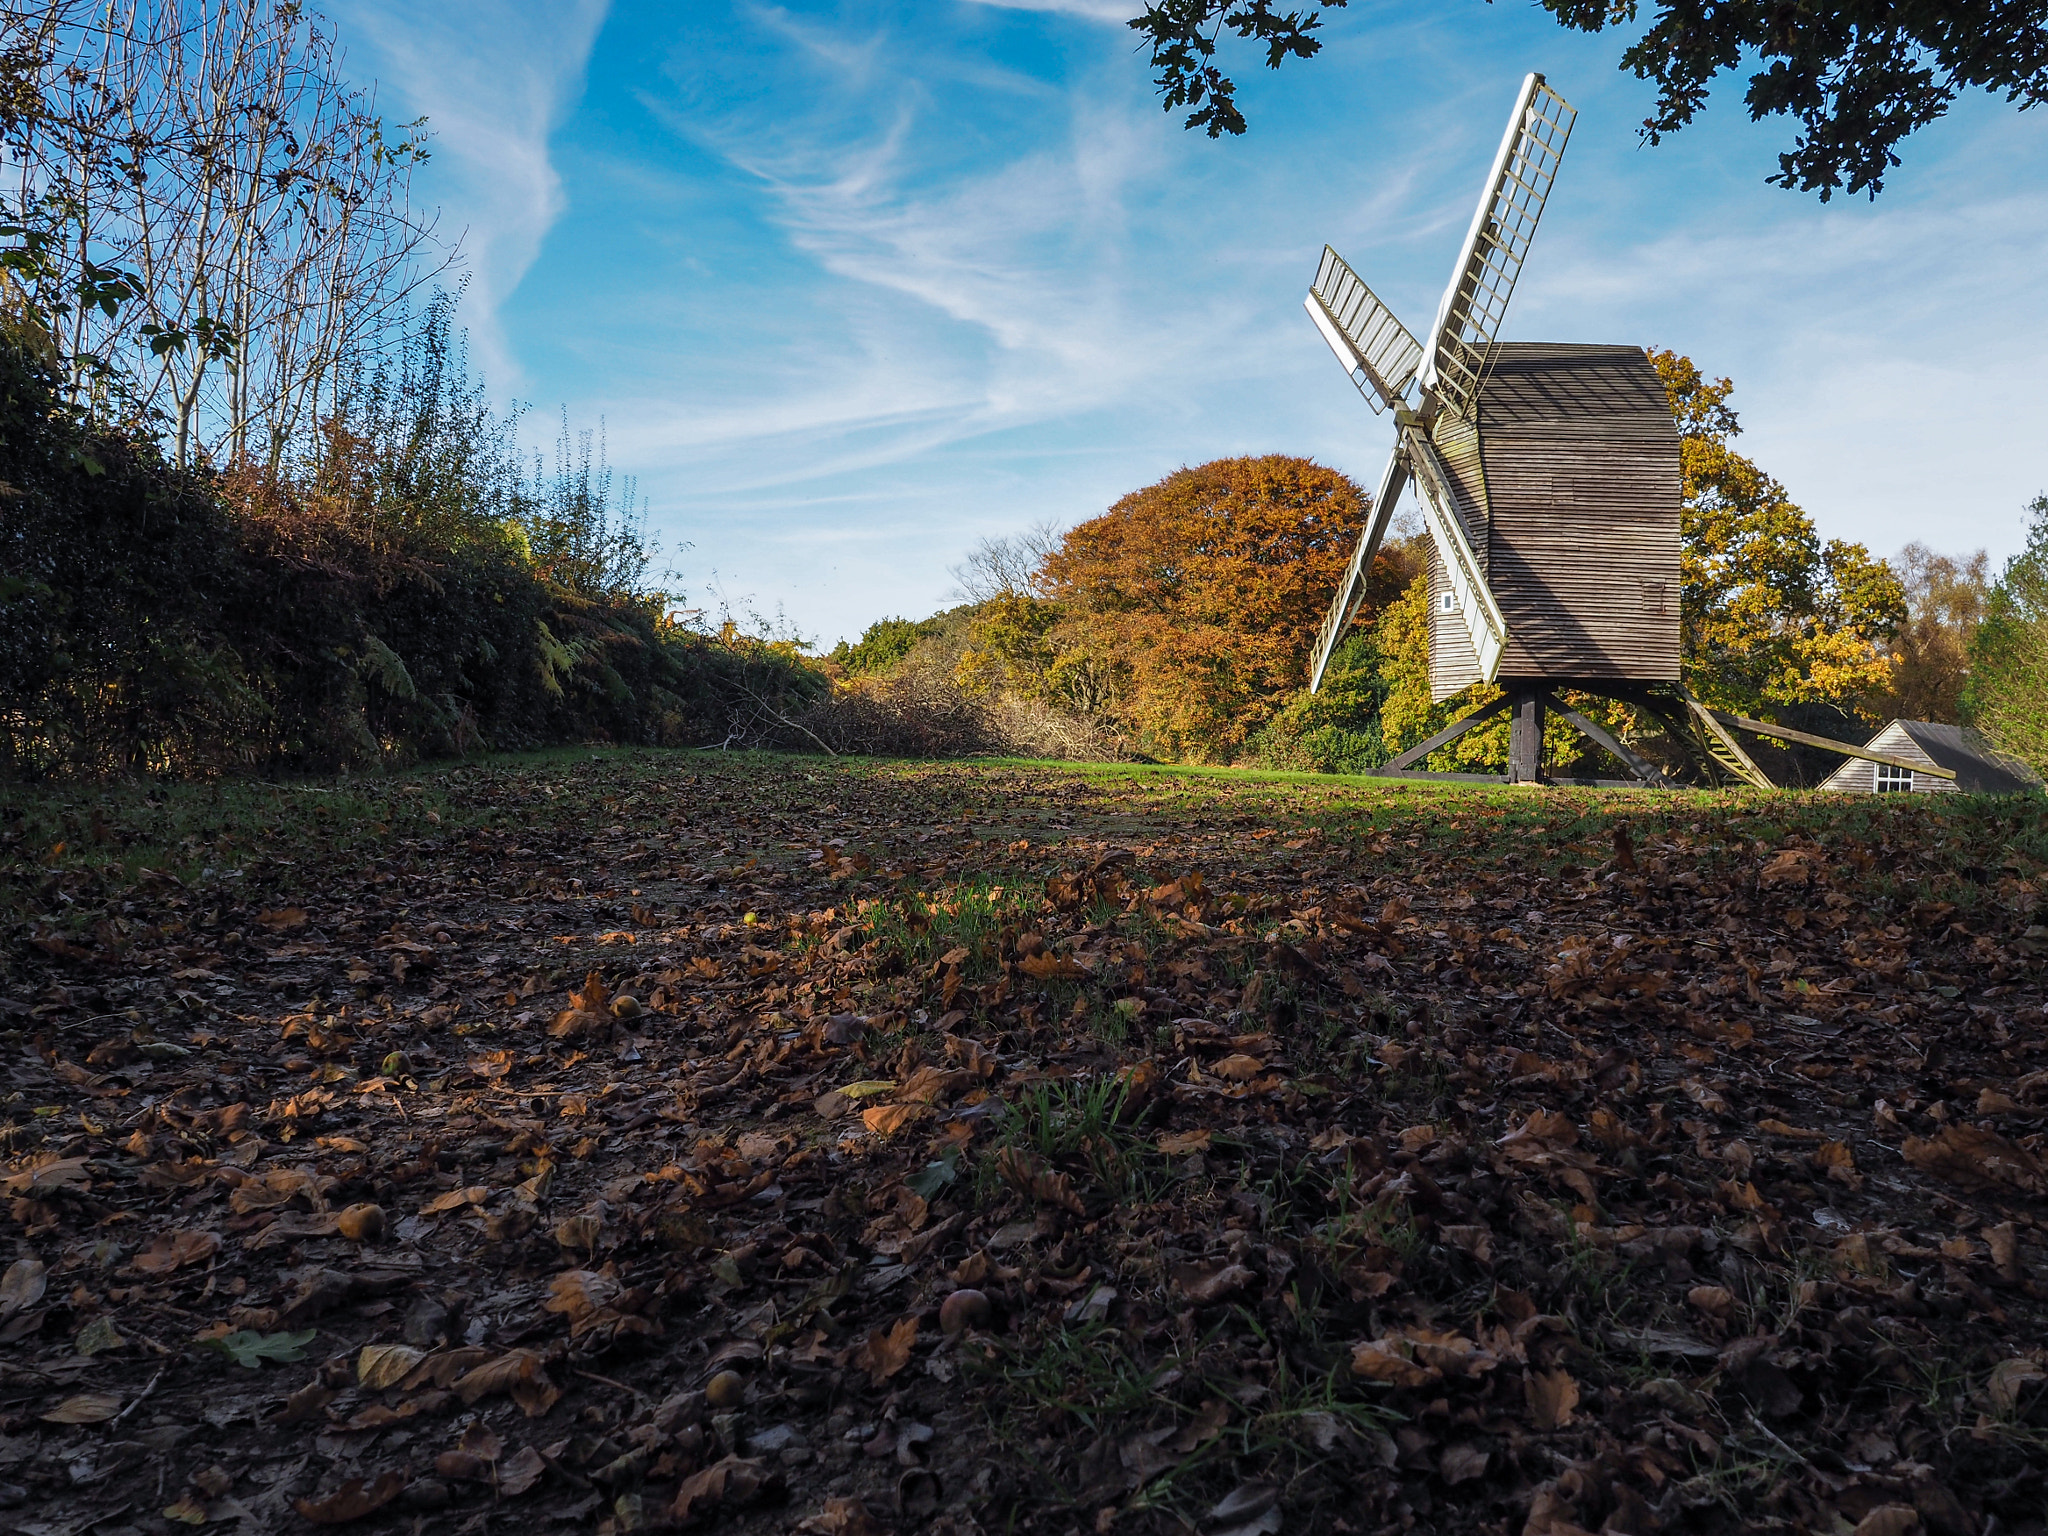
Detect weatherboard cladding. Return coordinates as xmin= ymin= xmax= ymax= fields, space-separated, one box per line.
xmin=1820 ymin=720 xmax=2042 ymax=795
xmin=1427 ymin=343 xmax=1682 ymax=701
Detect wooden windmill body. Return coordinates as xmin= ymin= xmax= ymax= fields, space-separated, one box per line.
xmin=1423 ymin=342 xmax=1682 ymax=703
xmin=1301 ymin=76 xmax=1918 ymax=788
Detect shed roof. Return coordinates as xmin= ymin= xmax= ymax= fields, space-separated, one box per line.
xmin=1869 ymin=722 xmax=2040 ymax=794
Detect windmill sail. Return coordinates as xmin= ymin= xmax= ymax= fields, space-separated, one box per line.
xmin=1407 ymin=432 xmax=1508 ymax=680
xmin=1308 ymin=445 xmax=1409 ymax=691
xmin=1306 ymin=247 xmax=1424 ymax=413
xmin=1419 ymin=74 xmax=1575 ymax=422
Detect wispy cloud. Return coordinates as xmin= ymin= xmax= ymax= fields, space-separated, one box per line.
xmin=963 ymin=0 xmax=1132 ymax=21
xmin=341 ymin=0 xmax=2048 ymax=644
xmin=325 ymin=0 xmax=611 ymax=388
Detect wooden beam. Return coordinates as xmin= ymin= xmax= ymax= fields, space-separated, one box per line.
xmin=1682 ymin=697 xmax=1775 ymax=789
xmin=1541 ymin=694 xmax=1671 ymax=787
xmin=1508 ymin=689 xmax=1543 ymax=784
xmin=1364 ymin=770 xmax=1511 ymax=783
xmin=1705 ymin=708 xmax=1957 ymax=781
xmin=1378 ymin=694 xmax=1512 ymax=773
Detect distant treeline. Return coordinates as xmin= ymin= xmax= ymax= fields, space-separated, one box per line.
xmin=826 ymin=354 xmax=2048 ymax=783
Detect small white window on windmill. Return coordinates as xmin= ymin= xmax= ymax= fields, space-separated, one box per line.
xmin=1439 ymin=591 xmax=1456 ymax=614
xmin=1875 ymin=762 xmax=1914 ymax=793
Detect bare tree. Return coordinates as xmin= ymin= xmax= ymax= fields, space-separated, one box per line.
xmin=949 ymin=517 xmax=1065 ymax=603
xmin=1 ymin=0 xmax=454 ymax=470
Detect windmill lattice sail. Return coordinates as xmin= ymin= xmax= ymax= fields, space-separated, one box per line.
xmin=1420 ymin=75 xmax=1575 ymax=423
xmin=1305 ymin=248 xmax=1423 ymax=414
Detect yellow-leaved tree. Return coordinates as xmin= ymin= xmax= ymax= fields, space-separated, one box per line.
xmin=1657 ymin=350 xmax=1904 ymax=715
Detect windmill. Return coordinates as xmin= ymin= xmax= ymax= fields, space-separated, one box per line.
xmin=1300 ymin=73 xmax=1937 ymax=791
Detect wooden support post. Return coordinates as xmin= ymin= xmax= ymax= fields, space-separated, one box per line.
xmin=1542 ymin=693 xmax=1670 ymax=787
xmin=1375 ymin=693 xmax=1513 ymax=774
xmin=1508 ymin=688 xmax=1544 ymax=784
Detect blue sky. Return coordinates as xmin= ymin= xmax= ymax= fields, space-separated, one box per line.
xmin=332 ymin=0 xmax=2048 ymax=647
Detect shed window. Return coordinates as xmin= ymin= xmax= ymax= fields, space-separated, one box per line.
xmin=1439 ymin=592 xmax=1456 ymax=613
xmin=1875 ymin=762 xmax=1914 ymax=793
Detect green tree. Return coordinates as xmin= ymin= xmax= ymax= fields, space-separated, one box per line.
xmin=1127 ymin=0 xmax=2048 ymax=197
xmin=1968 ymin=494 xmax=2048 ymax=774
xmin=829 ymin=617 xmax=943 ymax=676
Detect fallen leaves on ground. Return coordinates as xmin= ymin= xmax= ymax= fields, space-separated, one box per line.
xmin=3 ymin=752 xmax=2047 ymax=1534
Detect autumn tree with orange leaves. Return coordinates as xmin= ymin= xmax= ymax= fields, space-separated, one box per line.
xmin=1034 ymin=455 xmax=1394 ymax=760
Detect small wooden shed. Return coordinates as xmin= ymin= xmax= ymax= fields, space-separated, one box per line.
xmin=1820 ymin=721 xmax=2041 ymax=795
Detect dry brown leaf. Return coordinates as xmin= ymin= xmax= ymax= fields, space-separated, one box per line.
xmin=277 ymin=1380 xmax=335 ymax=1424
xmin=1211 ymin=1054 xmax=1265 ymax=1082
xmin=852 ymin=1316 xmax=918 ymax=1386
xmin=292 ymin=1473 xmax=407 ymax=1525
xmin=1988 ymin=1357 xmax=2047 ymax=1413
xmin=342 ymin=1391 xmax=448 ymax=1430
xmin=1171 ymin=1397 xmax=1229 ymax=1454
xmin=993 ymin=1146 xmax=1086 ymax=1214
xmin=356 ymin=1343 xmax=426 ymax=1390
xmin=1157 ymin=1130 xmax=1212 ymax=1156
xmin=41 ymin=1391 xmax=122 ymax=1424
xmin=452 ymin=1348 xmax=555 ymax=1413
xmin=132 ymin=1229 xmax=221 ymax=1275
xmin=672 ymin=1455 xmax=775 ymax=1524
xmin=1440 ymin=1442 xmax=1490 ymax=1484
xmin=1850 ymin=1508 xmax=1920 ymax=1536
xmin=1759 ymin=849 xmax=1814 ymax=887
xmin=1525 ymin=1368 xmax=1580 ymax=1430
xmin=419 ymin=1185 xmax=489 ymax=1215
xmin=1687 ymin=1285 xmax=1736 ymax=1319
xmin=1986 ymin=1221 xmax=2022 ymax=1281
xmin=0 ymin=1257 xmax=48 ymax=1318
xmin=497 ymin=1444 xmax=547 ymax=1496
xmin=1497 ymin=1110 xmax=1580 ymax=1156
xmin=1349 ymin=1337 xmax=1437 ymax=1388
xmin=1 ymin=1155 xmax=91 ymax=1198
xmin=795 ymin=1497 xmax=889 ymax=1536
xmin=1171 ymin=1260 xmax=1255 ymax=1306
xmin=1902 ymin=1124 xmax=2047 ymax=1195
xmin=1017 ymin=951 xmax=1088 ymax=981
xmin=861 ymin=1103 xmax=923 ymax=1137
xmin=896 ymin=1065 xmax=977 ymax=1105
xmin=256 ymin=907 xmax=308 ymax=931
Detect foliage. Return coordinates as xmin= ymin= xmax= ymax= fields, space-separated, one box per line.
xmin=1968 ymin=494 xmax=2048 ymax=774
xmin=201 ymin=1329 xmax=317 ymax=1369
xmin=1654 ymin=349 xmax=1904 ymax=717
xmin=1125 ymin=0 xmax=1345 ymax=139
xmin=0 ymin=329 xmax=820 ymax=777
xmin=829 ymin=617 xmax=945 ymax=677
xmin=1038 ymin=455 xmax=1375 ymax=761
xmin=1368 ymin=572 xmax=1611 ymax=774
xmin=1247 ymin=631 xmax=1390 ymax=773
xmin=1866 ymin=543 xmax=1992 ymax=725
xmin=1125 ymin=0 xmax=2048 ymax=196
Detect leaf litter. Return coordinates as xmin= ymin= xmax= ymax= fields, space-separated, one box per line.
xmin=3 ymin=751 xmax=2048 ymax=1533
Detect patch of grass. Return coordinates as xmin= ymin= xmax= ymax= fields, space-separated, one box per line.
xmin=983 ymin=1074 xmax=1163 ymax=1204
